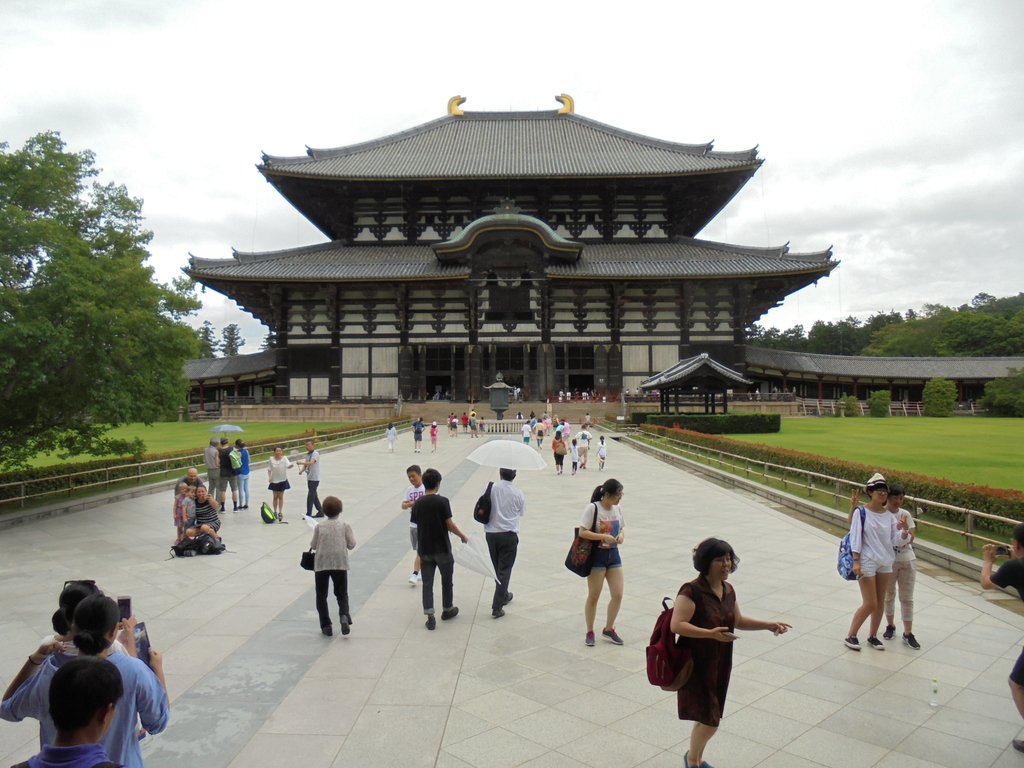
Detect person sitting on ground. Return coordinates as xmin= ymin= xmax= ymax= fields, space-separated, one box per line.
xmin=16 ymin=656 xmax=124 ymax=768
xmin=183 ymin=484 xmax=221 ymax=539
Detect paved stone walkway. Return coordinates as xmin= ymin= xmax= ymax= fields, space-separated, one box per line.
xmin=2 ymin=429 xmax=1023 ymax=768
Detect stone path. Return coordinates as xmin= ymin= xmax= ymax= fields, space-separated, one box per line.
xmin=2 ymin=428 xmax=1023 ymax=768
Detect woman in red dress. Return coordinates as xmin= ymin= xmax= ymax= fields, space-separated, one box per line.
xmin=671 ymin=538 xmax=791 ymax=768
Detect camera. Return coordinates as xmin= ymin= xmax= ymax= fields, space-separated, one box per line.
xmin=996 ymin=545 xmax=1012 ymax=557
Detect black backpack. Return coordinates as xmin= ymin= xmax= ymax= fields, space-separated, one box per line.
xmin=473 ymin=482 xmax=494 ymax=524
xmin=171 ymin=533 xmax=225 ymax=558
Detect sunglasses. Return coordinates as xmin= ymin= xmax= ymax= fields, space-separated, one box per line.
xmin=63 ymin=579 xmax=97 ymax=591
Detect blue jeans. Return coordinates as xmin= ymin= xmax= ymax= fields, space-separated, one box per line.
xmin=237 ymin=473 xmax=250 ymax=507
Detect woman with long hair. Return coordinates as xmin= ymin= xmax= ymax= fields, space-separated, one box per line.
xmin=2 ymin=594 xmax=169 ymax=768
xmin=577 ymin=479 xmax=626 ymax=646
xmin=845 ymin=473 xmax=909 ymax=651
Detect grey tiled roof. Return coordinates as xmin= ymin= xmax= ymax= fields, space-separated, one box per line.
xmin=642 ymin=353 xmax=753 ymax=389
xmin=260 ymin=111 xmax=760 ymax=180
xmin=185 ymin=350 xmax=277 ymax=381
xmin=744 ymin=347 xmax=1024 ymax=380
xmin=187 ymin=238 xmax=834 ymax=282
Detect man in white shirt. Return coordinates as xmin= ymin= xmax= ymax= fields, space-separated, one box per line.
xmin=484 ymin=468 xmax=526 ymax=618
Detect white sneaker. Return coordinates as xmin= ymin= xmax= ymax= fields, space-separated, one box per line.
xmin=416 ymin=573 xmax=422 ymax=583
xmin=409 ymin=572 xmax=418 ymax=585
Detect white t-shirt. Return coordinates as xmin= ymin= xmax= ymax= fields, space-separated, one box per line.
xmin=893 ymin=507 xmax=917 ymax=562
xmin=849 ymin=506 xmax=905 ymax=566
xmin=597 ymin=443 xmax=607 ymax=458
xmin=268 ymin=456 xmax=293 ymax=483
xmin=581 ymin=502 xmax=623 ymax=549
xmin=405 ymin=483 xmax=425 ymax=528
xmin=522 ymin=424 xmax=532 ymax=439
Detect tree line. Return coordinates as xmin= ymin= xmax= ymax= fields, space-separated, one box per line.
xmin=748 ymin=293 xmax=1024 ymax=357
xmin=196 ymin=320 xmax=247 ymax=358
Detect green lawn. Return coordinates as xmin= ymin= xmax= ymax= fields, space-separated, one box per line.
xmin=29 ymin=421 xmax=355 ymax=467
xmin=729 ymin=417 xmax=1024 ymax=491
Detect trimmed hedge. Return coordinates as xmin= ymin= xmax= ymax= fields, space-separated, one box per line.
xmin=0 ymin=421 xmax=398 ymax=505
xmin=639 ymin=424 xmax=1024 ymax=535
xmin=641 ymin=413 xmax=780 ymax=434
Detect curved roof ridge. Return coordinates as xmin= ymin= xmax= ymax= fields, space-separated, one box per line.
xmin=672 ymin=236 xmax=833 ymax=261
xmin=260 ymin=111 xmax=760 ymax=169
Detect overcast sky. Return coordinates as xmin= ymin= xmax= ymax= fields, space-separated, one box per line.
xmin=3 ymin=0 xmax=1022 ymax=353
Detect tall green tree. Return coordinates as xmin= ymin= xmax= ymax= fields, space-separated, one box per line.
xmin=0 ymin=132 xmax=199 ymax=468
xmin=981 ymin=369 xmax=1024 ymax=417
xmin=221 ymin=323 xmax=244 ymax=356
xmin=197 ymin=320 xmax=219 ymax=357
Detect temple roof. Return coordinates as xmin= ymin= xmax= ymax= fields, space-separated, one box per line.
xmin=184 ymin=349 xmax=277 ymax=381
xmin=260 ymin=110 xmax=760 ymax=180
xmin=744 ymin=347 xmax=1024 ymax=380
xmin=641 ymin=352 xmax=753 ymax=389
xmin=186 ymin=237 xmax=835 ymax=282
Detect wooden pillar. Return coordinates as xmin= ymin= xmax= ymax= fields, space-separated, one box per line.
xmin=817 ymin=377 xmax=824 ymax=400
xmin=198 ymin=381 xmax=205 ymax=410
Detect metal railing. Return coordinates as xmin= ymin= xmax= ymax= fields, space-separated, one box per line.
xmin=0 ymin=422 xmax=402 ymax=511
xmin=634 ymin=430 xmax=1015 ymax=551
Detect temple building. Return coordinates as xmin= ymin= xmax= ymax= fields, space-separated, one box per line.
xmin=185 ymin=95 xmax=836 ymax=403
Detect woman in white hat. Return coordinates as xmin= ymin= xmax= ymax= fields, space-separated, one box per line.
xmin=844 ymin=473 xmax=909 ymax=651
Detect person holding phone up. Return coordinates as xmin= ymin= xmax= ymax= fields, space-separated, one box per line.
xmin=981 ymin=522 xmax=1024 ymax=754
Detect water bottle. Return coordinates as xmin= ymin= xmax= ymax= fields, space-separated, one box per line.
xmin=929 ymin=678 xmax=939 ymax=707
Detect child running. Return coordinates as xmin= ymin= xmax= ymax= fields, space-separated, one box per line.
xmin=597 ymin=436 xmax=608 ymax=471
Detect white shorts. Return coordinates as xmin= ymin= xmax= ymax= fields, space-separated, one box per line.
xmin=858 ymin=556 xmax=893 ymax=578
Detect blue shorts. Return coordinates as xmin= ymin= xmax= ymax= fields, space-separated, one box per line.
xmin=591 ymin=546 xmax=622 ymax=570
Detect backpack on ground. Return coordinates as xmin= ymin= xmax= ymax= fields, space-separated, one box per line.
xmin=473 ymin=481 xmax=494 ymax=524
xmin=646 ymin=596 xmax=693 ymax=691
xmin=260 ymin=501 xmax=277 ymax=524
xmin=229 ymin=447 xmax=243 ymax=471
xmin=194 ymin=532 xmax=225 ymax=555
xmin=171 ymin=533 xmax=224 ymax=557
xmin=838 ymin=506 xmax=866 ymax=580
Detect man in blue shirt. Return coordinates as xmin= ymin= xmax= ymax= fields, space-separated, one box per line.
xmin=16 ymin=656 xmax=123 ymax=768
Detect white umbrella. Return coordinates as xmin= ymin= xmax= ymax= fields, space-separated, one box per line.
xmin=453 ymin=535 xmax=499 ymax=582
xmin=467 ymin=439 xmax=547 ymax=470
xmin=209 ymin=424 xmax=244 ymax=433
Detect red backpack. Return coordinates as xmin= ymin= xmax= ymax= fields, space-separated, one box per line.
xmin=646 ymin=596 xmax=693 ymax=691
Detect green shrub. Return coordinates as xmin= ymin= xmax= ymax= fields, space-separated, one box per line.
xmin=924 ymin=377 xmax=957 ymax=417
xmin=981 ymin=369 xmax=1024 ymax=416
xmin=638 ymin=423 xmax=1024 ymax=535
xmin=642 ymin=413 xmax=780 ymax=434
xmin=868 ymin=391 xmax=892 ymax=417
xmin=842 ymin=395 xmax=860 ymax=417
xmin=0 ymin=420 xmax=399 ymax=506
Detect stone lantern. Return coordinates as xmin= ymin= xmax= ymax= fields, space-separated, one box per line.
xmin=484 ymin=372 xmax=512 ymax=420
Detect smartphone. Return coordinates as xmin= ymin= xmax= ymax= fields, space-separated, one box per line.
xmin=721 ymin=631 xmax=738 ymax=640
xmin=996 ymin=545 xmax=1012 ymax=556
xmin=117 ymin=596 xmax=132 ymax=621
xmin=133 ymin=622 xmax=152 ymax=668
